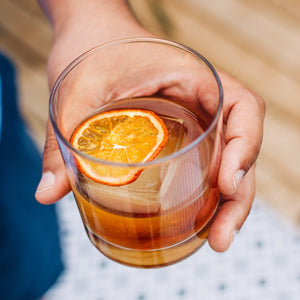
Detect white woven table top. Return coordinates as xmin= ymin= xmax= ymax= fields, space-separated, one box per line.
xmin=45 ymin=194 xmax=300 ymax=300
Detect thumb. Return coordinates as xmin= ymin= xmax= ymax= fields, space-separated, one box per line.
xmin=35 ymin=120 xmax=71 ymax=204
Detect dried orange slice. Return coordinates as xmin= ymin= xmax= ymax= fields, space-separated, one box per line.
xmin=70 ymin=109 xmax=168 ymax=185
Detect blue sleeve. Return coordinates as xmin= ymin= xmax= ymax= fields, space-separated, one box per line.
xmin=0 ymin=75 xmax=2 ymax=141
xmin=0 ymin=54 xmax=63 ymax=300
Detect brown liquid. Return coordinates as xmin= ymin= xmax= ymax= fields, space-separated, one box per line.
xmin=73 ymin=186 xmax=219 ymax=268
xmin=71 ymin=97 xmax=220 ymax=268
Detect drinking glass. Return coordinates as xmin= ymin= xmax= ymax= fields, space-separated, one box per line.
xmin=50 ymin=38 xmax=223 ymax=268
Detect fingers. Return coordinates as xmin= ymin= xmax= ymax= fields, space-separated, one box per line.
xmin=218 ymin=73 xmax=265 ymax=196
xmin=208 ymin=74 xmax=265 ymax=251
xmin=208 ymin=165 xmax=256 ymax=252
xmin=35 ymin=120 xmax=71 ymax=204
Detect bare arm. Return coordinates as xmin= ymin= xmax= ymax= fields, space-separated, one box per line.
xmin=38 ymin=0 xmax=153 ymax=87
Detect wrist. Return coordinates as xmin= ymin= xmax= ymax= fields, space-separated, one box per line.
xmin=41 ymin=0 xmax=148 ymax=42
xmin=41 ymin=0 xmax=154 ymax=88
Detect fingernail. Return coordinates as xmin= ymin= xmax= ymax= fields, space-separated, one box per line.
xmin=230 ymin=229 xmax=239 ymax=245
xmin=36 ymin=171 xmax=55 ymax=193
xmin=233 ymin=170 xmax=246 ymax=191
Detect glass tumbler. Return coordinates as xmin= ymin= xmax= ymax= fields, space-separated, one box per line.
xmin=50 ymin=38 xmax=223 ymax=268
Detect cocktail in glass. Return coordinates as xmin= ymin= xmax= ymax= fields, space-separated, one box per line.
xmin=50 ymin=38 xmax=223 ymax=268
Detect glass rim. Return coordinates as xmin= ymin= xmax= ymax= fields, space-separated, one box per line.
xmin=49 ymin=37 xmax=223 ymax=168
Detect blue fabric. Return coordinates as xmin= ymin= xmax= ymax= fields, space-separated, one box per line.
xmin=0 ymin=75 xmax=2 ymax=141
xmin=0 ymin=54 xmax=63 ymax=300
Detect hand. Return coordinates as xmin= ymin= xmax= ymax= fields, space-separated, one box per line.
xmin=35 ymin=0 xmax=265 ymax=253
xmin=208 ymin=72 xmax=265 ymax=252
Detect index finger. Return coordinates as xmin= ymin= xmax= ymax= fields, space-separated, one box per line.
xmin=218 ymin=73 xmax=266 ymax=195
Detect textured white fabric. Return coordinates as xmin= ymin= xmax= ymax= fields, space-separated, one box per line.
xmin=45 ymin=194 xmax=300 ymax=300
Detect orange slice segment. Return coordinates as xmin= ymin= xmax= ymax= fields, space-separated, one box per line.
xmin=70 ymin=109 xmax=168 ymax=185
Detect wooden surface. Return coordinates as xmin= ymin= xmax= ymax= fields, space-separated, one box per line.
xmin=1 ymin=0 xmax=299 ymax=225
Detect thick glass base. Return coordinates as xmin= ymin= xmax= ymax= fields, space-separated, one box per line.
xmin=85 ymin=216 xmax=214 ymax=269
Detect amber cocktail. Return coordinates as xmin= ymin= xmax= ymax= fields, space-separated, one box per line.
xmin=50 ymin=38 xmax=223 ymax=268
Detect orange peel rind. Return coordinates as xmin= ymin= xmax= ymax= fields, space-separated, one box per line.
xmin=70 ymin=109 xmax=168 ymax=185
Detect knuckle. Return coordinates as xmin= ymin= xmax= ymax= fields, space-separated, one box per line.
xmin=248 ymin=90 xmax=266 ymax=117
xmin=43 ymin=135 xmax=59 ymax=156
